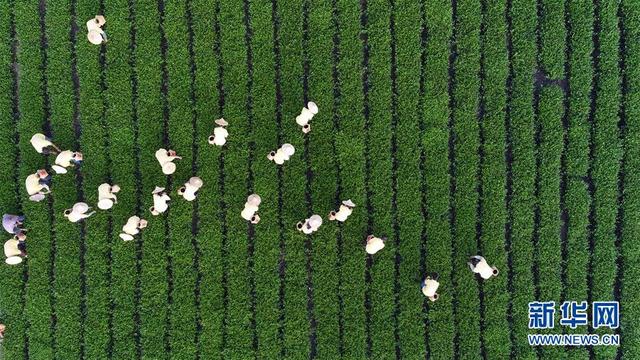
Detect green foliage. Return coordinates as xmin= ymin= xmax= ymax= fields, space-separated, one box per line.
xmin=0 ymin=0 xmax=634 ymax=358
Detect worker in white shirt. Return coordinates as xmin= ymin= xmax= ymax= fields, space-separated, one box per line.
xmin=30 ymin=133 xmax=61 ymax=154
xmin=208 ymin=118 xmax=229 ymax=146
xmin=64 ymin=202 xmax=95 ymax=223
xmin=267 ymin=143 xmax=295 ymax=165
xmin=295 ymin=101 xmax=318 ymax=134
xmin=328 ymin=199 xmax=355 ymax=222
xmin=119 ymin=215 xmax=148 ymax=241
xmin=240 ymin=194 xmax=261 ymax=224
xmin=296 ymin=214 xmax=322 ymax=234
xmin=150 ymin=186 xmax=171 ymax=215
xmin=365 ymin=234 xmax=386 ymax=255
xmin=97 ymin=183 xmax=120 ymax=210
xmin=86 ymin=15 xmax=107 ymax=45
xmin=468 ymin=255 xmax=499 ymax=280
xmin=178 ymin=177 xmax=203 ymax=201
xmin=421 ymin=273 xmax=440 ymax=302
xmin=52 ymin=150 xmax=83 ymax=174
xmin=155 ymin=148 xmax=182 ymax=175
xmin=4 ymin=232 xmax=27 ymax=265
xmin=25 ymin=169 xmax=52 ymax=202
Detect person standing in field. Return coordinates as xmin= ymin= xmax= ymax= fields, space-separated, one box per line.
xmin=25 ymin=169 xmax=52 ymax=202
xmin=86 ymin=15 xmax=107 ymax=45
xmin=97 ymin=183 xmax=120 ymax=210
xmin=421 ymin=273 xmax=440 ymax=302
xmin=267 ymin=144 xmax=295 ymax=165
xmin=2 ymin=214 xmax=25 ymax=235
xmin=328 ymin=199 xmax=355 ymax=222
xmin=365 ymin=234 xmax=386 ymax=255
xmin=468 ymin=255 xmax=499 ymax=280
xmin=52 ymin=150 xmax=83 ymax=174
xmin=177 ymin=177 xmax=203 ymax=202
xmin=150 ymin=186 xmax=171 ymax=215
xmin=4 ymin=232 xmax=27 ymax=265
xmin=30 ymin=133 xmax=61 ymax=155
xmin=208 ymin=118 xmax=229 ymax=146
xmin=296 ymin=215 xmax=322 ymax=234
xmin=64 ymin=202 xmax=95 ymax=223
xmin=295 ymin=101 xmax=318 ymax=134
xmin=155 ymin=148 xmax=182 ymax=175
xmin=241 ymin=194 xmax=261 ymax=224
xmin=120 ymin=216 xmax=148 ymax=241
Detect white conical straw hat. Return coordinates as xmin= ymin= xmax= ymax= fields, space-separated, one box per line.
xmin=29 ymin=193 xmax=46 ymax=202
xmin=189 ymin=177 xmax=203 ymax=188
xmin=307 ymin=101 xmax=318 ymax=114
xmin=247 ymin=194 xmax=261 ymax=206
xmin=215 ymin=118 xmax=228 ymax=126
xmin=5 ymin=256 xmax=23 ymax=265
xmin=342 ymin=199 xmax=356 ymax=208
xmin=282 ymin=144 xmax=295 ymax=156
xmin=52 ymin=165 xmax=67 ymax=174
xmin=98 ymin=198 xmax=114 ymax=210
xmin=152 ymin=186 xmax=165 ymax=194
xmin=87 ymin=30 xmax=104 ymax=45
xmin=119 ymin=233 xmax=134 ymax=241
xmin=162 ymin=162 xmax=176 ymax=175
xmin=73 ymin=202 xmax=90 ymax=213
xmin=308 ymin=215 xmax=323 ymax=227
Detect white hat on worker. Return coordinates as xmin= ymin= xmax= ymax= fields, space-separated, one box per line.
xmin=247 ymin=194 xmax=261 ymax=206
xmin=119 ymin=233 xmax=134 ymax=241
xmin=281 ymin=144 xmax=295 ymax=156
xmin=342 ymin=199 xmax=356 ymax=208
xmin=152 ymin=186 xmax=165 ymax=195
xmin=87 ymin=30 xmax=104 ymax=45
xmin=162 ymin=162 xmax=176 ymax=175
xmin=215 ymin=118 xmax=228 ymax=126
xmin=307 ymin=101 xmax=318 ymax=114
xmin=29 ymin=194 xmax=45 ymax=202
xmin=5 ymin=256 xmax=22 ymax=265
xmin=188 ymin=177 xmax=203 ymax=188
xmin=98 ymin=198 xmax=114 ymax=210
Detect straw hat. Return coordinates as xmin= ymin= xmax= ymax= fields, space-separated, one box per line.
xmin=307 ymin=101 xmax=318 ymax=114
xmin=87 ymin=30 xmax=104 ymax=45
xmin=152 ymin=186 xmax=165 ymax=195
xmin=98 ymin=198 xmax=114 ymax=210
xmin=282 ymin=144 xmax=295 ymax=156
xmin=29 ymin=193 xmax=45 ymax=202
xmin=162 ymin=162 xmax=176 ymax=175
xmin=189 ymin=177 xmax=203 ymax=188
xmin=215 ymin=118 xmax=228 ymax=127
xmin=342 ymin=199 xmax=356 ymax=208
xmin=119 ymin=233 xmax=134 ymax=241
xmin=5 ymin=256 xmax=22 ymax=265
xmin=52 ymin=165 xmax=67 ymax=174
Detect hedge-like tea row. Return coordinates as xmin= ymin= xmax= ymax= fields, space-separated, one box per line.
xmin=420 ymin=0 xmax=455 ymax=357
xmin=620 ymin=2 xmax=640 ymax=356
xmin=478 ymin=0 xmax=511 ymax=357
xmin=306 ymin=0 xmax=340 ymax=357
xmin=0 ymin=1 xmax=29 ymax=359
xmin=103 ymin=0 xmax=139 ymax=358
xmin=450 ymin=0 xmax=482 ymax=355
xmin=506 ymin=0 xmax=537 ymax=357
xmin=590 ymin=1 xmax=622 ymax=359
xmin=334 ymin=0 xmax=368 ymax=357
xmin=394 ymin=0 xmax=429 ymax=357
xmin=564 ymin=0 xmax=592 ymax=358
xmin=1 ymin=0 xmax=636 ymax=357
